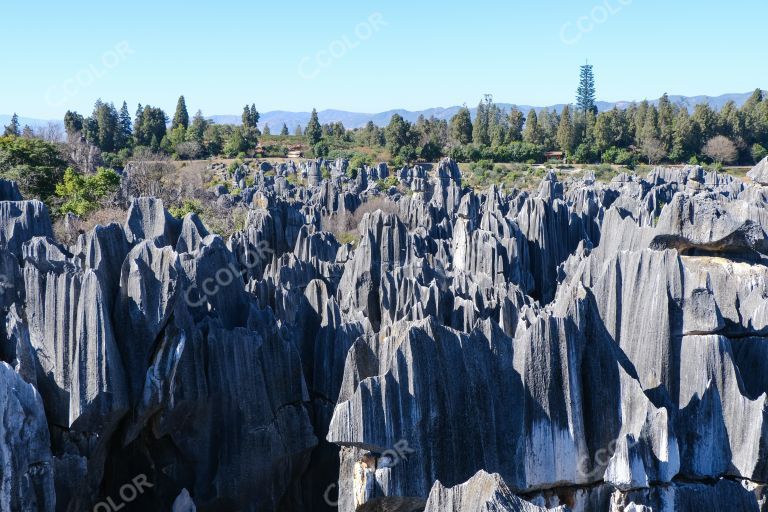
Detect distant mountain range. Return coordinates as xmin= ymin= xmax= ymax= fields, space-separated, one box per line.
xmin=3 ymin=91 xmax=765 ymax=135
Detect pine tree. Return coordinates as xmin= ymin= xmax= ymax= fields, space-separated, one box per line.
xmin=640 ymin=105 xmax=660 ymax=143
xmin=507 ymin=107 xmax=525 ymax=142
xmin=280 ymin=123 xmax=289 ymax=136
xmin=88 ymin=100 xmax=119 ymax=152
xmin=657 ymin=93 xmax=675 ymax=153
xmin=556 ymin=105 xmax=574 ymax=153
xmin=3 ymin=113 xmax=20 ymax=137
xmin=576 ymin=63 xmax=597 ymax=115
xmin=116 ymin=101 xmax=133 ymax=150
xmin=21 ymin=125 xmax=34 ymax=138
xmin=523 ymin=109 xmax=540 ymax=144
xmin=450 ymin=106 xmax=473 ymax=145
xmin=294 ymin=124 xmax=303 ymax=137
xmin=172 ymin=96 xmax=189 ymax=130
xmin=742 ymin=89 xmax=768 ymax=146
xmin=671 ymin=107 xmax=695 ymax=161
xmin=134 ymin=104 xmax=145 ymax=146
xmin=692 ymin=104 xmax=717 ymax=149
xmin=472 ymin=95 xmax=492 ymax=145
xmin=263 ymin=124 xmax=271 ymax=136
xmin=306 ymin=109 xmax=322 ymax=144
xmin=537 ymin=108 xmax=557 ymax=149
xmin=489 ymin=108 xmax=508 ymax=146
xmin=250 ymin=104 xmax=259 ymax=128
xmin=634 ymin=101 xmax=650 ymax=144
xmin=189 ymin=110 xmax=208 ymax=145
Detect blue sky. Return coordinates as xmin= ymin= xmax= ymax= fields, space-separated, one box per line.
xmin=2 ymin=0 xmax=766 ymax=119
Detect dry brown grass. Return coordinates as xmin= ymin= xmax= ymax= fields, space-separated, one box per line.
xmin=53 ymin=207 xmax=126 ymax=245
xmin=323 ymin=195 xmax=400 ymax=245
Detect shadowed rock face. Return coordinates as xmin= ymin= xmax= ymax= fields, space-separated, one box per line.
xmin=0 ymin=158 xmax=767 ymax=512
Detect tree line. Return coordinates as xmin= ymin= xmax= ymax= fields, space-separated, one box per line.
xmin=5 ymin=65 xmax=768 ymax=171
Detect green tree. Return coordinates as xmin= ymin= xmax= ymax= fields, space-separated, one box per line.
xmin=188 ymin=110 xmax=209 ymax=146
xmin=172 ymin=95 xmax=190 ymax=130
xmin=742 ymin=89 xmax=767 ymax=145
xmin=718 ymin=101 xmax=744 ymax=141
xmin=537 ymin=108 xmax=558 ymax=149
xmin=356 ymin=121 xmax=384 ymax=147
xmin=384 ymin=113 xmax=416 ymax=158
xmin=116 ymin=101 xmax=133 ymax=150
xmin=3 ymin=114 xmax=20 ymax=137
xmin=670 ymin=108 xmax=695 ymax=162
xmin=133 ymin=104 xmax=144 ymax=144
xmin=64 ymin=111 xmax=84 ymax=137
xmin=576 ymin=63 xmax=597 ymax=115
xmin=242 ymin=104 xmax=260 ymax=129
xmin=223 ymin=127 xmax=250 ymax=157
xmin=280 ymin=123 xmax=289 ymax=136
xmin=640 ymin=105 xmax=661 ymax=146
xmin=472 ymin=95 xmax=493 ymax=145
xmin=85 ymin=100 xmax=119 ymax=152
xmin=167 ymin=125 xmax=187 ymax=148
xmin=449 ymin=106 xmax=473 ymax=145
xmin=507 ymin=107 xmax=525 ymax=143
xmin=593 ymin=110 xmax=615 ymax=154
xmin=556 ymin=105 xmax=574 ymax=154
xmin=523 ymin=109 xmax=540 ymax=144
xmin=263 ymin=124 xmax=271 ymax=136
xmin=691 ymin=103 xmax=717 ymax=150
xmin=633 ymin=101 xmax=650 ymax=144
xmin=751 ymin=143 xmax=767 ymax=163
xmin=306 ymin=109 xmax=323 ymax=144
xmin=134 ymin=105 xmax=168 ymax=148
xmin=55 ymin=167 xmax=121 ymax=216
xmin=294 ymin=125 xmax=303 ymax=137
xmin=0 ymin=135 xmax=67 ymax=201
xmin=204 ymin=124 xmax=224 ymax=156
xmin=657 ymin=93 xmax=675 ymax=152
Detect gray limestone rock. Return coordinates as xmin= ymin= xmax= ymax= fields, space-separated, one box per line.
xmin=0 ymin=362 xmax=55 ymax=512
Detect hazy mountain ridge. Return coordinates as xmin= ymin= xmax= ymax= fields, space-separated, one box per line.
xmin=4 ymin=91 xmax=765 ymax=133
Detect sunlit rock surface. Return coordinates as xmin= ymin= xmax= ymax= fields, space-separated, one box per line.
xmin=0 ymin=159 xmax=767 ymax=511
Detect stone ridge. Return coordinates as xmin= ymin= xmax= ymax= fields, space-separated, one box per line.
xmin=0 ymin=157 xmax=766 ymax=511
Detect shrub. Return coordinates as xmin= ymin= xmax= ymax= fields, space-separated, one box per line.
xmin=376 ymin=176 xmax=399 ymax=191
xmin=227 ymin=161 xmax=242 ymax=176
xmin=169 ymin=199 xmax=204 ymax=219
xmin=390 ymin=155 xmax=406 ymax=168
xmin=55 ymin=167 xmax=121 ymax=217
xmin=751 ymin=144 xmax=767 ymax=163
xmin=176 ymin=141 xmax=204 ymax=160
xmin=285 ymin=173 xmax=303 ymax=186
xmin=572 ymin=143 xmax=599 ymax=164
xmin=349 ymin=153 xmax=374 ymax=173
xmin=53 ymin=207 xmax=126 ymax=245
xmin=592 ymin=164 xmax=619 ymax=182
xmin=313 ymin=140 xmax=330 ymax=158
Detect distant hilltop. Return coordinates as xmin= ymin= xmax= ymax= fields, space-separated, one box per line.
xmin=4 ymin=90 xmax=765 ymax=133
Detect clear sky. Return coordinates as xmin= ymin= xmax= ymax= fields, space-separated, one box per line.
xmin=2 ymin=0 xmax=766 ymax=119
